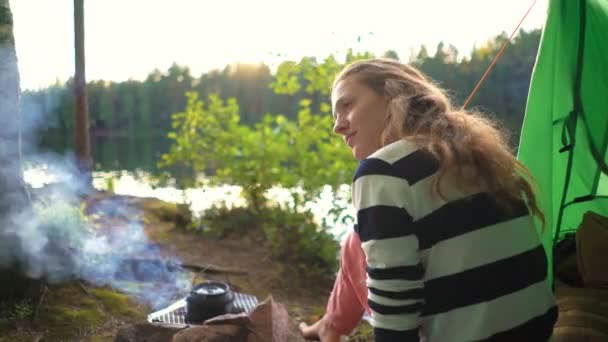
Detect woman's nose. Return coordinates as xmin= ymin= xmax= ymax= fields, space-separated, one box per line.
xmin=333 ymin=116 xmax=348 ymax=134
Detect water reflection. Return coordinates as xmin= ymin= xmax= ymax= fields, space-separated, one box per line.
xmin=36 ymin=134 xmax=355 ymax=240
xmin=40 ymin=133 xmax=170 ymax=174
xmin=91 ymin=170 xmax=353 ymax=240
xmin=25 ymin=166 xmax=354 ymax=241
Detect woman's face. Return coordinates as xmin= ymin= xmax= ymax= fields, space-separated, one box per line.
xmin=331 ymin=77 xmax=390 ymax=160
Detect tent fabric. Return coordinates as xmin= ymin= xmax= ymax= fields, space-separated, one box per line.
xmin=518 ymin=0 xmax=608 ymax=284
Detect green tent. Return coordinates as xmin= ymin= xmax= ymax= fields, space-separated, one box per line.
xmin=518 ymin=0 xmax=608 ymax=284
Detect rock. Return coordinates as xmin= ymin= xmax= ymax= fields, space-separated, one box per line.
xmin=114 ymin=322 xmax=184 ymax=342
xmin=172 ymin=325 xmax=247 ymax=342
xmin=118 ymin=297 xmax=292 ymax=342
xmin=204 ymin=312 xmax=251 ymax=326
xmin=246 ymin=296 xmax=290 ymax=342
xmin=172 ymin=296 xmax=290 ymax=342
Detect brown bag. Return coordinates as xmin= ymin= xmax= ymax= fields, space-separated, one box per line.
xmin=576 ymin=211 xmax=608 ymax=289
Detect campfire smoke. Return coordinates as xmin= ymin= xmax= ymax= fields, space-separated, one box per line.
xmin=0 ymin=65 xmax=191 ymax=309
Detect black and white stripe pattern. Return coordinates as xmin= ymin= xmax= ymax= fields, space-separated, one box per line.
xmin=352 ymin=139 xmax=557 ymax=342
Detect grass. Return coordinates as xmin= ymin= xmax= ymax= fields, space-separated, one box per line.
xmin=90 ymin=287 xmax=146 ymax=319
xmin=0 ymin=282 xmax=149 ymax=342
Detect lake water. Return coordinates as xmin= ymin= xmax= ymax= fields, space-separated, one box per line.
xmin=34 ymin=134 xmax=355 ymax=241
xmin=90 ymin=170 xmax=354 ymax=240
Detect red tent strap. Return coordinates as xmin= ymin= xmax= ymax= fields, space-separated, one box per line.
xmin=463 ymin=0 xmax=538 ymax=109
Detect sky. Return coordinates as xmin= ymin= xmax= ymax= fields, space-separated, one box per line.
xmin=10 ymin=0 xmax=548 ymax=90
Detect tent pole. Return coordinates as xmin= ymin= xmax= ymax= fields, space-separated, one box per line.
xmin=554 ymin=0 xmax=587 ymax=243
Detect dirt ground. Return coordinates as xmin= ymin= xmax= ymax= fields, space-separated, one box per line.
xmin=0 ymin=192 xmax=373 ymax=341
xmin=99 ymin=192 xmax=368 ymax=341
xmin=143 ymin=207 xmax=333 ymax=342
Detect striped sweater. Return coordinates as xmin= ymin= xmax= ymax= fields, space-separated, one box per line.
xmin=352 ymin=139 xmax=557 ymax=342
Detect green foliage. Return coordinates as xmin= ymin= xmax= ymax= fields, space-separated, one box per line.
xmin=270 ymin=49 xmax=372 ymax=97
xmin=0 ymin=299 xmax=33 ymax=322
xmin=104 ymin=175 xmax=115 ymax=193
xmin=270 ymin=61 xmax=302 ymax=95
xmin=10 ymin=282 xmax=148 ymax=341
xmin=158 ymin=91 xmax=240 ymax=188
xmin=156 ymin=53 xmax=364 ymax=275
xmin=261 ymin=206 xmax=340 ymax=274
xmin=201 ymin=204 xmax=339 ymax=274
xmin=278 ymin=100 xmax=355 ymax=209
xmin=89 ymin=288 xmax=146 ymax=319
xmin=382 ymin=49 xmax=400 ymax=61
xmin=159 ymin=79 xmax=356 ymax=212
xmin=199 ymin=203 xmax=260 ymax=238
xmin=158 ymin=49 xmax=369 ymax=207
xmin=213 ymin=115 xmax=285 ymax=211
xmin=0 ymin=282 xmax=148 ymax=341
xmin=31 ymin=29 xmax=541 ymax=169
xmin=41 ymin=303 xmax=105 ymax=339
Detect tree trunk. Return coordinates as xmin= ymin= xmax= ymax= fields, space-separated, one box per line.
xmin=0 ymin=0 xmax=27 ymax=216
xmin=0 ymin=0 xmax=45 ymax=302
xmin=73 ymin=0 xmax=92 ymax=175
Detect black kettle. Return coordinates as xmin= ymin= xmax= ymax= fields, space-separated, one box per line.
xmin=185 ymin=281 xmax=235 ymax=324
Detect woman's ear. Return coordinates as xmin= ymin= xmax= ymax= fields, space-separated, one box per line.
xmin=381 ymin=107 xmax=403 ymax=146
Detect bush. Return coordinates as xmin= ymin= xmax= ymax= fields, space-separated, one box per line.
xmin=262 ymin=206 xmax=340 ymax=275
xmin=200 ymin=204 xmax=340 ymax=275
xmin=0 ymin=299 xmax=34 ymax=322
xmin=199 ymin=203 xmax=261 ymax=238
xmin=158 ymin=60 xmax=359 ymax=215
xmin=157 ymin=53 xmax=379 ymax=277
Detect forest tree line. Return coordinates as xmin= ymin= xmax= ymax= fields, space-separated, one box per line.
xmin=24 ymin=29 xmax=540 ymax=149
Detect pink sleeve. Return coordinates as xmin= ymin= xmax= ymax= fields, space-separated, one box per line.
xmin=325 ymin=231 xmax=370 ymax=335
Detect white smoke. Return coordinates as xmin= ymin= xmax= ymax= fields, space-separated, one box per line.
xmin=0 ymin=87 xmax=191 ymax=309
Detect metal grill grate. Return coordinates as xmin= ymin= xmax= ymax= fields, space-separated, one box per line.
xmin=147 ymin=292 xmax=259 ymax=326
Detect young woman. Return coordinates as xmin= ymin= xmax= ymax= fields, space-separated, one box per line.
xmin=300 ymin=58 xmax=557 ymax=341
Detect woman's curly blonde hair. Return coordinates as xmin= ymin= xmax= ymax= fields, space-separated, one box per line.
xmin=333 ymin=58 xmax=545 ymax=228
